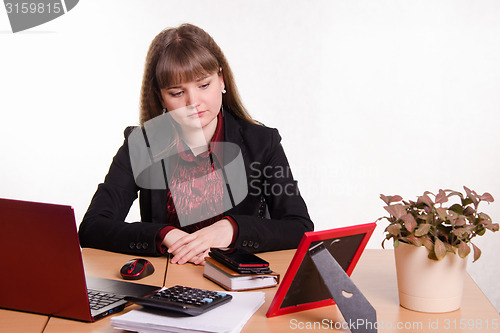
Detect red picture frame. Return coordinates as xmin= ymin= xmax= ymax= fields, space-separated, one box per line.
xmin=266 ymin=222 xmax=376 ymax=318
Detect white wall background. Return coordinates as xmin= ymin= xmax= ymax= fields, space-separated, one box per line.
xmin=1 ymin=0 xmax=499 ymax=311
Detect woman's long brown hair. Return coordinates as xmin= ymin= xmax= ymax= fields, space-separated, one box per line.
xmin=139 ymin=23 xmax=255 ymax=125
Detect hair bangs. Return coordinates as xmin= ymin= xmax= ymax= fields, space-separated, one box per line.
xmin=156 ymin=41 xmax=219 ymax=89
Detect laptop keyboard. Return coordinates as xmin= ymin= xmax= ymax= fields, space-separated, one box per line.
xmin=88 ymin=289 xmax=123 ymax=310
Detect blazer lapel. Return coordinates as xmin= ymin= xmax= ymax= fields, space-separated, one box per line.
xmin=222 ymin=110 xmax=247 ymax=158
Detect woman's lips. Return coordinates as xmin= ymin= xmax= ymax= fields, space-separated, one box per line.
xmin=189 ymin=111 xmax=206 ymax=117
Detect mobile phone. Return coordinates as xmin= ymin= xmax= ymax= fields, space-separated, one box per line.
xmin=209 ymin=248 xmax=271 ymax=274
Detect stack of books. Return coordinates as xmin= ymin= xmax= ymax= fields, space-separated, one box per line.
xmin=203 ymin=257 xmax=280 ymax=291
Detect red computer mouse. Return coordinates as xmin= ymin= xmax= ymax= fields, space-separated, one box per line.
xmin=120 ymin=258 xmax=155 ymax=280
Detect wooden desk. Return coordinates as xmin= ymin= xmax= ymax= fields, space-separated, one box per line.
xmin=2 ymin=249 xmax=498 ymax=332
xmin=0 ymin=309 xmax=48 ymax=333
xmin=351 ymin=250 xmax=500 ymax=333
xmin=165 ymin=249 xmax=500 ymax=333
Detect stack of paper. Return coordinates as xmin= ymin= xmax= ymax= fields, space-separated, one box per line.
xmin=111 ymin=291 xmax=265 ymax=333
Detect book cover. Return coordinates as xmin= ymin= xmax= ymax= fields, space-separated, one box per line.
xmin=203 ymin=258 xmax=280 ymax=291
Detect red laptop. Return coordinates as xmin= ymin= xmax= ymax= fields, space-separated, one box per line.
xmin=0 ymin=198 xmax=160 ymax=322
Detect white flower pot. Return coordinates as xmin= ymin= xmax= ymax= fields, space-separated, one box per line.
xmin=394 ymin=241 xmax=467 ymax=313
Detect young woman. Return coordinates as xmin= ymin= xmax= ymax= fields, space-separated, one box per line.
xmin=78 ymin=23 xmax=313 ymax=265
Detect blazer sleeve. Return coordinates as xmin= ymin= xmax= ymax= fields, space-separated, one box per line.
xmin=78 ymin=127 xmax=166 ymax=256
xmin=227 ymin=128 xmax=314 ymax=253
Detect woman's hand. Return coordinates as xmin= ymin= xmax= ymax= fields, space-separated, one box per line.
xmin=162 ymin=228 xmax=189 ymax=248
xmin=167 ymin=219 xmax=234 ymax=265
xmin=162 ymin=229 xmax=203 ymax=264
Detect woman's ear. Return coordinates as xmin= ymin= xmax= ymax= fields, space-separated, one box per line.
xmin=218 ymin=67 xmax=225 ymax=91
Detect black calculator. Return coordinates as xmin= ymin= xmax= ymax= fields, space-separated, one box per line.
xmin=125 ymin=285 xmax=232 ymax=316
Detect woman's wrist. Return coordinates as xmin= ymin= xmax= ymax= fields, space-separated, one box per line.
xmin=163 ymin=228 xmax=187 ymax=248
xmin=215 ymin=218 xmax=235 ymax=248
xmin=222 ymin=216 xmax=238 ymax=246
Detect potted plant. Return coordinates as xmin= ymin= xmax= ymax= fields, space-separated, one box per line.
xmin=377 ymin=186 xmax=498 ymax=313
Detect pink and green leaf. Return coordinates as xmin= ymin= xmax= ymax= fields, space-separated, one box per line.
xmin=435 ymin=189 xmax=448 ymax=204
xmin=455 ymin=215 xmax=467 ymax=226
xmin=464 ymin=186 xmax=479 ymax=207
xmin=463 ymin=206 xmax=475 ymax=216
xmin=406 ymin=235 xmax=423 ymax=247
xmin=444 ymin=243 xmax=455 ymax=253
xmin=421 ymin=235 xmax=434 ymax=251
xmin=436 ymin=207 xmax=448 ymax=221
xmin=488 ymin=223 xmax=499 ymax=232
xmin=478 ymin=212 xmax=492 ymax=223
xmin=401 ymin=214 xmax=417 ymax=232
xmin=478 ymin=192 xmax=494 ymax=203
xmin=380 ymin=194 xmax=403 ymax=205
xmin=449 ymin=204 xmax=464 ymax=215
xmin=418 ymin=194 xmax=435 ymax=208
xmin=386 ymin=224 xmax=402 ymax=236
xmin=471 ymin=242 xmax=482 ymax=262
xmin=393 ymin=239 xmax=400 ymax=248
xmin=452 ymin=228 xmax=470 ymax=239
xmin=458 ymin=241 xmax=471 ymax=258
xmin=414 ymin=223 xmax=431 ymax=237
xmin=434 ymin=238 xmax=447 ymax=260
xmin=384 ymin=204 xmax=407 ymax=219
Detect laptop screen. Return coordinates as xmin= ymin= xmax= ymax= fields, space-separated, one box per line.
xmin=0 ymin=198 xmax=94 ymax=321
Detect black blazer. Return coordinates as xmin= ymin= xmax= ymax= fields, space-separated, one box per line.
xmin=78 ymin=112 xmax=313 ymax=256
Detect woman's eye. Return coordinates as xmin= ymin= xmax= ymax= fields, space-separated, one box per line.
xmin=170 ymin=91 xmax=183 ymax=97
xmin=200 ymin=82 xmax=210 ymax=89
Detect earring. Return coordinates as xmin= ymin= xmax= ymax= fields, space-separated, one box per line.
xmin=162 ymin=108 xmax=167 ymax=113
xmin=221 ymin=89 xmax=226 ymax=94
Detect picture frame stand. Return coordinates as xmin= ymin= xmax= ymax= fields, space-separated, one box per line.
xmin=309 ymin=242 xmax=377 ymax=333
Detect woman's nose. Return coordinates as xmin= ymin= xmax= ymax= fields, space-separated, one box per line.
xmin=185 ymin=89 xmax=200 ymax=108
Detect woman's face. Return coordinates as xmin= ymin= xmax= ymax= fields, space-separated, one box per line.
xmin=160 ymin=71 xmax=224 ymax=131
